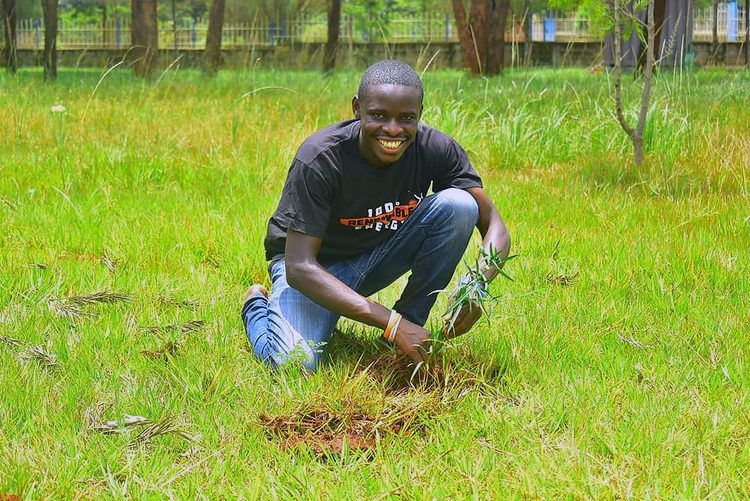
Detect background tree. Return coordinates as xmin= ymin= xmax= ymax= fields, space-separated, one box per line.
xmin=205 ymin=0 xmax=225 ymax=75
xmin=451 ymin=0 xmax=511 ymax=75
xmin=509 ymin=0 xmax=551 ymax=67
xmin=2 ymin=0 xmax=16 ymax=74
xmin=613 ymin=0 xmax=655 ymax=166
xmin=323 ymin=0 xmax=341 ymax=74
xmin=42 ymin=0 xmax=59 ymax=81
xmin=648 ymin=0 xmax=665 ymax=67
xmin=131 ymin=0 xmax=158 ymax=77
xmin=746 ymin=0 xmax=749 ymax=68
xmin=710 ymin=0 xmax=718 ymax=62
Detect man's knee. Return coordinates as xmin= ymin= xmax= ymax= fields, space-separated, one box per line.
xmin=432 ymin=188 xmax=479 ymax=227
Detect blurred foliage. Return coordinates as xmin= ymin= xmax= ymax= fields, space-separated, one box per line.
xmin=24 ymin=0 xmax=720 ymax=33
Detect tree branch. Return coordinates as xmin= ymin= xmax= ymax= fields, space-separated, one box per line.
xmin=613 ymin=0 xmax=634 ymax=139
xmin=635 ymin=0 xmax=655 ymax=143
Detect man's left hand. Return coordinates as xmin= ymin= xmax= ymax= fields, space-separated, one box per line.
xmin=441 ymin=300 xmax=482 ymax=338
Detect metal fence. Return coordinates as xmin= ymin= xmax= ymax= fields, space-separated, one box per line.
xmin=3 ymin=5 xmax=747 ymax=50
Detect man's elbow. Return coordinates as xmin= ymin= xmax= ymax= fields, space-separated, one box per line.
xmin=285 ymin=259 xmax=312 ymax=290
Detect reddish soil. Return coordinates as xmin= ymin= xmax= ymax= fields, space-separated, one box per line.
xmin=260 ymin=406 xmax=409 ymax=456
xmin=1 ymin=495 xmax=22 ymax=501
xmin=277 ymin=431 xmax=375 ymax=456
xmin=261 ymin=347 xmax=508 ymax=456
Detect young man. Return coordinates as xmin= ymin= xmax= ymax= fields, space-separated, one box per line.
xmin=242 ymin=60 xmax=510 ymax=372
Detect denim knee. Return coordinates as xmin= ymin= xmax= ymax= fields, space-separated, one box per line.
xmin=433 ymin=188 xmax=479 ymax=228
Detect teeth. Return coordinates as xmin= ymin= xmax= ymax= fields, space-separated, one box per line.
xmin=379 ymin=139 xmax=403 ymax=150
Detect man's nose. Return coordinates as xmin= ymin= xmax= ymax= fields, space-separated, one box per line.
xmin=382 ymin=118 xmax=402 ymax=137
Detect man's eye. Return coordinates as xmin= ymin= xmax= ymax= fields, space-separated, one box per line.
xmin=402 ymin=116 xmax=416 ymax=122
xmin=372 ymin=112 xmax=384 ymax=118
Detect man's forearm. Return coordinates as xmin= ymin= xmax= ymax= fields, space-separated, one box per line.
xmin=466 ymin=186 xmax=511 ymax=285
xmin=478 ymin=217 xmax=511 ymax=284
xmin=286 ymin=260 xmax=391 ymax=329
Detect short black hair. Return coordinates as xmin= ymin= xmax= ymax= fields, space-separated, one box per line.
xmin=357 ymin=60 xmax=423 ymax=102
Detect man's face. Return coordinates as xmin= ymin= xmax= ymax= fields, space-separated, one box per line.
xmin=352 ymin=84 xmax=423 ymax=168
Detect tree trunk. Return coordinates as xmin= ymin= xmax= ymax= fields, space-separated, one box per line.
xmin=470 ymin=0 xmax=488 ymax=73
xmin=746 ymin=0 xmax=749 ymax=67
xmin=102 ymin=4 xmax=108 ymax=47
xmin=633 ymin=136 xmax=644 ymax=165
xmin=523 ymin=0 xmax=533 ymax=67
xmin=171 ymin=0 xmax=177 ymax=55
xmin=451 ymin=0 xmax=510 ymax=75
xmin=2 ymin=0 xmax=16 ymax=74
xmin=205 ymin=0 xmax=225 ymax=75
xmin=451 ymin=0 xmax=480 ymax=74
xmin=42 ymin=0 xmax=58 ymax=81
xmin=652 ymin=0 xmax=666 ymax=64
xmin=711 ymin=0 xmax=718 ymax=62
xmin=614 ymin=0 xmax=655 ymax=167
xmin=486 ymin=0 xmax=510 ymax=74
xmin=131 ymin=0 xmax=158 ymax=78
xmin=323 ymin=0 xmax=341 ymax=75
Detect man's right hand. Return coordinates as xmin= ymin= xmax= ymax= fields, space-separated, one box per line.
xmin=393 ymin=317 xmax=430 ymax=364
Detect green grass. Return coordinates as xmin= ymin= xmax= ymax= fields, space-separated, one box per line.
xmin=0 ymin=66 xmax=749 ymax=498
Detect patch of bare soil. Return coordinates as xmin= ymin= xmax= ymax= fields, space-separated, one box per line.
xmin=261 ymin=409 xmax=376 ymax=455
xmin=261 ymin=344 xmax=509 ymax=456
xmin=260 ymin=398 xmax=429 ymax=457
xmin=1 ymin=494 xmax=21 ymax=501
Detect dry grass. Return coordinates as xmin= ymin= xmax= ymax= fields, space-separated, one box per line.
xmin=92 ymin=414 xmax=195 ymax=445
xmin=48 ymin=291 xmax=132 ymax=320
xmin=20 ymin=345 xmax=60 ymax=368
xmin=141 ymin=341 xmax=180 ymax=360
xmin=0 ymin=335 xmax=22 ymax=347
xmin=143 ymin=320 xmax=205 ymax=335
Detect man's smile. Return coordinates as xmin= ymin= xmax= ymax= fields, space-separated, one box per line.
xmin=377 ymin=138 xmax=406 ymax=153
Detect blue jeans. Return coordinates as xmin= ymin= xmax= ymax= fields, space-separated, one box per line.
xmin=241 ymin=188 xmax=479 ymax=372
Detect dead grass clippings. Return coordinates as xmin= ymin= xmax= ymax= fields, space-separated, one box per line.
xmin=261 ymin=407 xmax=382 ymax=456
xmin=360 ymin=351 xmax=447 ymax=393
xmin=0 ymin=335 xmax=22 ymax=348
xmin=141 ymin=341 xmax=180 ymax=360
xmin=92 ymin=414 xmax=151 ymax=434
xmin=63 ymin=291 xmax=133 ymax=305
xmin=48 ymin=290 xmax=132 ymax=320
xmin=143 ymin=320 xmax=205 ymax=335
xmin=260 ymin=389 xmax=441 ymax=457
xmin=92 ymin=414 xmax=196 ymax=446
xmin=155 ymin=296 xmax=200 ymax=310
xmin=546 ymin=271 xmax=579 ymax=286
xmin=132 ymin=415 xmax=196 ymax=446
xmin=0 ymin=195 xmax=17 ymax=210
xmin=20 ymin=345 xmax=60 ymax=368
xmin=101 ymin=253 xmax=119 ymax=273
xmin=358 ymin=349 xmax=506 ymax=396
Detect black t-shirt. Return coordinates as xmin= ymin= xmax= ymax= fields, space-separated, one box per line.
xmin=264 ymin=119 xmax=483 ymax=261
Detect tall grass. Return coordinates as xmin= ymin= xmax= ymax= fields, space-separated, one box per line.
xmin=0 ymin=67 xmax=748 ymax=498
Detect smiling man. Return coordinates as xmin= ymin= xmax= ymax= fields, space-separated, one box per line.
xmin=242 ymin=60 xmax=510 ymax=372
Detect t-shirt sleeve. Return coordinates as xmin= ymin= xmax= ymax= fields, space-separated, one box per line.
xmin=279 ymin=158 xmax=335 ymax=237
xmin=431 ymin=135 xmax=483 ymax=192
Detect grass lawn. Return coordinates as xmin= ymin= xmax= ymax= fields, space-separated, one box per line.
xmin=0 ymin=66 xmax=748 ymax=498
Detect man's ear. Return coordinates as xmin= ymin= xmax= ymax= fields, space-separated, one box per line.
xmin=352 ymin=96 xmax=361 ymax=119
